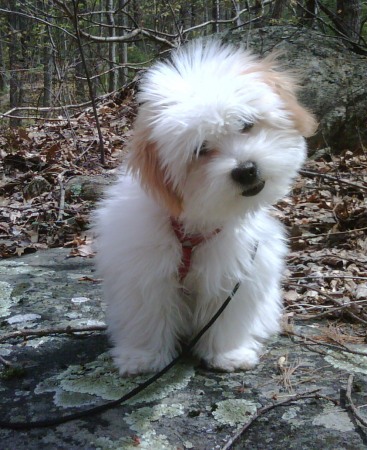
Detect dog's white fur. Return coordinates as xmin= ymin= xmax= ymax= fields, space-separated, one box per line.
xmin=95 ymin=39 xmax=316 ymax=375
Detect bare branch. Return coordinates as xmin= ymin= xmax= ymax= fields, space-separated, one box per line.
xmin=284 ymin=328 xmax=367 ymax=357
xmin=221 ymin=389 xmax=330 ymax=450
xmin=346 ymin=374 xmax=367 ymax=428
xmin=0 ymin=102 xmax=93 ymax=118
xmin=77 ymin=27 xmax=176 ymax=48
xmin=182 ymin=5 xmax=261 ymax=35
xmin=0 ymin=7 xmax=76 ymax=39
xmin=49 ymin=0 xmax=275 ymax=47
xmin=163 ymin=0 xmax=184 ymax=44
xmin=0 ymin=324 xmax=106 ymax=344
xmin=300 ymin=169 xmax=367 ymax=192
xmin=296 ymin=1 xmax=367 ymax=55
xmin=287 ymin=283 xmax=367 ymax=325
xmin=76 ymin=60 xmax=155 ymax=82
xmin=69 ymin=0 xmax=105 ymax=164
xmin=79 ymin=26 xmax=142 ymax=43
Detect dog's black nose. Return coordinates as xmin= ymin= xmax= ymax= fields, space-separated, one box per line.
xmin=231 ymin=161 xmax=259 ymax=186
xmin=231 ymin=161 xmax=265 ymax=197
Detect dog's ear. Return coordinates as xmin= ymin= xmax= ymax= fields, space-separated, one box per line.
xmin=127 ymin=128 xmax=183 ymax=217
xmin=258 ymin=56 xmax=318 ymax=138
xmin=268 ymin=72 xmax=317 ymax=137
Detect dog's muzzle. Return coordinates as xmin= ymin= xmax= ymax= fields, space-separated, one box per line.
xmin=231 ymin=161 xmax=265 ymax=197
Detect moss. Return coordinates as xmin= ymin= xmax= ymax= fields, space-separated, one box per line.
xmin=94 ymin=430 xmax=173 ymax=450
xmin=0 ymin=281 xmax=13 ymax=317
xmin=10 ymin=281 xmax=32 ymax=298
xmin=312 ymin=404 xmax=354 ymax=432
xmin=35 ymin=353 xmax=194 ymax=408
xmin=325 ymin=348 xmax=367 ymax=375
xmin=212 ymin=399 xmax=257 ymax=427
xmin=125 ymin=403 xmax=184 ymax=433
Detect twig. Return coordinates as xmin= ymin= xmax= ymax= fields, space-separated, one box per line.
xmin=0 ymin=324 xmax=107 ymax=344
xmin=289 ymin=226 xmax=367 ymax=240
xmin=74 ymin=140 xmax=97 ymax=164
xmin=289 ymin=275 xmax=367 ymax=281
xmin=346 ymin=374 xmax=367 ymax=428
xmin=287 ymin=283 xmax=367 ymax=325
xmin=163 ymin=0 xmax=184 ymax=45
xmin=70 ymin=0 xmax=105 ymax=164
xmin=288 ymin=250 xmax=367 ymax=265
xmin=300 ymin=169 xmax=367 ymax=192
xmin=277 ymin=356 xmax=303 ymax=393
xmin=296 ymin=1 xmax=367 ymax=55
xmin=0 ymin=7 xmax=76 ymax=39
xmin=285 ymin=330 xmax=367 ymax=357
xmin=0 ymin=102 xmax=92 ymax=118
xmin=56 ymin=173 xmax=66 ymax=222
xmin=291 ymin=301 xmax=367 ymax=321
xmin=182 ymin=1 xmax=273 ymax=36
xmin=1 ymin=202 xmax=53 ymax=211
xmin=0 ymin=355 xmax=12 ymax=368
xmin=221 ymin=389 xmax=331 ymax=450
xmin=75 ymin=59 xmax=154 ymax=81
xmin=0 ymin=114 xmax=79 ymax=122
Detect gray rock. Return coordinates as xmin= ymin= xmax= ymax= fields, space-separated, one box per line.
xmin=226 ymin=26 xmax=367 ymax=153
xmin=65 ymin=174 xmax=117 ymax=202
xmin=0 ymin=249 xmax=366 ymax=449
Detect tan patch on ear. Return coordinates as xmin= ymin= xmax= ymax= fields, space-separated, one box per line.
xmin=280 ymin=92 xmax=318 ymax=138
xmin=244 ymin=52 xmax=318 ymax=137
xmin=264 ymin=70 xmax=318 ymax=137
xmin=127 ymin=127 xmax=183 ymax=217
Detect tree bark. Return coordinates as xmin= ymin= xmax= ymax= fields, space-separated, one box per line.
xmin=7 ymin=1 xmax=23 ymax=127
xmin=271 ymin=0 xmax=287 ymax=20
xmin=117 ymin=0 xmax=128 ymax=87
xmin=106 ymin=0 xmax=118 ymax=92
xmin=232 ymin=0 xmax=243 ymax=27
xmin=336 ymin=0 xmax=362 ymax=42
xmin=42 ymin=29 xmax=53 ymax=111
xmin=0 ymin=32 xmax=6 ymax=92
xmin=212 ymin=0 xmax=220 ymax=34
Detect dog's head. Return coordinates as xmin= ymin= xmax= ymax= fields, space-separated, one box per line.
xmin=128 ymin=40 xmax=317 ymax=230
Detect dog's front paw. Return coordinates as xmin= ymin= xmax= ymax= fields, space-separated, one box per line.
xmin=111 ymin=348 xmax=176 ymax=376
xmin=203 ymin=348 xmax=259 ymax=372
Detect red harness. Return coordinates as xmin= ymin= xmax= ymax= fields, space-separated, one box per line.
xmin=170 ymin=218 xmax=221 ymax=282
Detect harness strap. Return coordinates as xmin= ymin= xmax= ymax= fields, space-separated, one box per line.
xmin=170 ymin=218 xmax=221 ymax=282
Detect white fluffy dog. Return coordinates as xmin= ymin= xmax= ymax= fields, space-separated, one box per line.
xmin=95 ymin=39 xmax=316 ymax=376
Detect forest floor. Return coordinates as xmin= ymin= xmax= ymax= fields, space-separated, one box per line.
xmin=0 ymin=86 xmax=367 ymax=448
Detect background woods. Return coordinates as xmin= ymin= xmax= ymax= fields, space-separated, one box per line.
xmin=0 ymin=0 xmax=366 ymax=127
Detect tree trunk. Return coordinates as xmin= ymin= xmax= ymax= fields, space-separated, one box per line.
xmin=75 ymin=59 xmax=87 ymax=103
xmin=0 ymin=32 xmax=6 ymax=92
xmin=271 ymin=0 xmax=287 ymax=20
xmin=118 ymin=1 xmax=128 ymax=86
xmin=212 ymin=0 xmax=220 ymax=34
xmin=190 ymin=3 xmax=196 ymax=28
xmin=42 ymin=32 xmax=53 ymax=111
xmin=7 ymin=2 xmax=23 ymax=127
xmin=107 ymin=0 xmax=118 ymax=92
xmin=336 ymin=0 xmax=361 ymax=42
xmin=232 ymin=0 xmax=243 ymax=27
xmin=299 ymin=0 xmax=317 ymax=26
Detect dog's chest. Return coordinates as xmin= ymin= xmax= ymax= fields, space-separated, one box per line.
xmin=177 ymin=234 xmax=247 ymax=298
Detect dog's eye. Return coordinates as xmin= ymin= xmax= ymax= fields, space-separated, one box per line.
xmin=241 ymin=122 xmax=254 ymax=133
xmin=197 ymin=142 xmax=210 ymax=157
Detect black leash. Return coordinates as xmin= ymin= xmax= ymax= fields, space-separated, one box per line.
xmin=0 ymin=282 xmax=240 ymax=430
